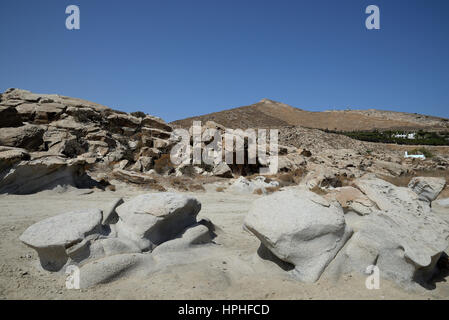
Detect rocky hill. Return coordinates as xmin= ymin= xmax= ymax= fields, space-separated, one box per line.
xmin=172 ymin=98 xmax=449 ymax=131
xmin=1 ymin=88 xmax=448 ymax=196
xmin=0 ymin=88 xmax=174 ymax=194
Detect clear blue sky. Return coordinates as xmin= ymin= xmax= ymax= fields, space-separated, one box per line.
xmin=1 ymin=0 xmax=448 ymax=121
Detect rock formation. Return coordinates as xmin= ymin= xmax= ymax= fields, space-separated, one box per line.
xmin=19 ymin=192 xmax=215 ymax=288
xmin=0 ymin=88 xmax=174 ymax=194
xmin=245 ymin=189 xmax=352 ymax=282
xmin=244 ymin=177 xmax=449 ymax=289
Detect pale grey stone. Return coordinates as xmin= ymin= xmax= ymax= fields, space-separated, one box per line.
xmin=408 ymin=177 xmax=446 ymax=202
xmin=115 ymin=193 xmax=201 ymax=251
xmin=102 ymin=198 xmax=124 ymax=225
xmin=19 ymin=209 xmax=103 ymax=271
xmin=244 ymin=189 xmax=352 ymax=282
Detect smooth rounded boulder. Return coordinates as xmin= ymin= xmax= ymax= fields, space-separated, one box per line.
xmin=115 ymin=193 xmax=202 ymax=251
xmin=244 ymin=189 xmax=352 ymax=282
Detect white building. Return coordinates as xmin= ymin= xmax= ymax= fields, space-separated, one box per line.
xmin=393 ymin=133 xmax=416 ymax=139
xmin=404 ymin=151 xmax=425 ymax=160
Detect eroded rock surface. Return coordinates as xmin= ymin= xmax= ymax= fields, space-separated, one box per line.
xmin=115 ymin=193 xmax=202 ymax=251
xmin=230 ymin=176 xmax=279 ymax=194
xmin=19 ymin=209 xmax=103 ymax=271
xmin=19 ymin=193 xmax=214 ymax=288
xmin=0 ymin=88 xmax=174 ymax=194
xmin=408 ymin=177 xmax=446 ymax=202
xmin=245 ymin=176 xmax=449 ymax=289
xmin=244 ymin=189 xmax=352 ymax=282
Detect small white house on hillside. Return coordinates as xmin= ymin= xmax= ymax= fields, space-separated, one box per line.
xmin=393 ymin=133 xmax=416 ymax=139
xmin=404 ymin=151 xmax=425 ymax=160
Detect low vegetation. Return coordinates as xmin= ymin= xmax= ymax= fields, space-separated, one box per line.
xmin=154 ymin=154 xmax=175 ymax=174
xmin=253 ymin=186 xmax=281 ymax=195
xmin=323 ymin=129 xmax=449 ymax=146
xmin=266 ymin=168 xmax=306 ymax=187
xmin=378 ymin=169 xmax=449 ymax=199
xmin=168 ymin=176 xmax=205 ymax=192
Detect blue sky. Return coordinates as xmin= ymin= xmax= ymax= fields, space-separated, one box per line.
xmin=1 ymin=0 xmax=448 ymax=121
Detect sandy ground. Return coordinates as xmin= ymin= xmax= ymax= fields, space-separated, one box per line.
xmin=1 ymin=185 xmax=449 ymax=300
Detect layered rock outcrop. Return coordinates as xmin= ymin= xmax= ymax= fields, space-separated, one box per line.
xmin=0 ymin=89 xmax=174 ymax=193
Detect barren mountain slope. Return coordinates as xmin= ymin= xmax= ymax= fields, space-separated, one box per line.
xmin=172 ymin=99 xmax=449 ymax=131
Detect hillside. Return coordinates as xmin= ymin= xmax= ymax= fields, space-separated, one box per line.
xmin=172 ymin=98 xmax=449 ymax=131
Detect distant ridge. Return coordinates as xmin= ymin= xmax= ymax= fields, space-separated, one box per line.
xmin=172 ymin=99 xmax=449 ymax=131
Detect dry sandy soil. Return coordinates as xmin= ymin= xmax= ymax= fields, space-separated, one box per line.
xmin=1 ymin=184 xmax=449 ymax=300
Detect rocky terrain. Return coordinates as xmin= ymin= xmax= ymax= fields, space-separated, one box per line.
xmin=1 ymin=88 xmax=449 ymax=299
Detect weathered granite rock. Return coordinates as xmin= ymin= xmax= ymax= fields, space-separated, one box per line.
xmin=0 ymin=88 xmax=177 ymax=194
xmin=77 ymin=253 xmax=150 ymax=289
xmin=19 ymin=209 xmax=103 ymax=271
xmin=324 ymin=176 xmax=449 ymax=288
xmin=0 ymin=157 xmax=97 ymax=195
xmin=244 ymin=189 xmax=352 ymax=282
xmin=277 ymin=153 xmax=306 ymax=172
xmin=325 ymin=186 xmax=377 ymax=215
xmin=408 ymin=177 xmax=446 ymax=202
xmin=0 ymin=105 xmax=23 ymax=127
xmin=0 ymin=147 xmax=30 ymax=171
xmin=0 ymin=125 xmax=45 ymax=150
xmin=213 ymin=162 xmax=233 ymax=178
xmin=102 ymin=198 xmax=124 ymax=225
xmin=66 ymin=236 xmax=141 ymax=266
xmin=152 ymin=223 xmax=213 ymax=254
xmin=115 ymin=193 xmax=202 ymax=251
xmin=353 ymin=176 xmax=430 ymax=215
xmin=325 ymin=207 xmax=449 ymax=288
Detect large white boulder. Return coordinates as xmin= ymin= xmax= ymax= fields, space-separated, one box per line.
xmin=244 ymin=189 xmax=352 ymax=282
xmin=408 ymin=177 xmax=446 ymax=202
xmin=115 ymin=193 xmax=202 ymax=251
xmin=19 ymin=209 xmax=103 ymax=271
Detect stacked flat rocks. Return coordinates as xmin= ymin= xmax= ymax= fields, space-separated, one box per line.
xmin=0 ymin=88 xmax=174 ymax=194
